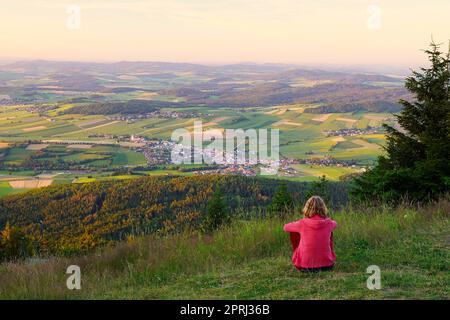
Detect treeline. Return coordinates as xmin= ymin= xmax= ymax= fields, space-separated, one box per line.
xmin=163 ymin=80 xmax=408 ymax=109
xmin=61 ymin=99 xmax=184 ymax=115
xmin=303 ymin=100 xmax=402 ymax=114
xmin=0 ymin=175 xmax=349 ymax=256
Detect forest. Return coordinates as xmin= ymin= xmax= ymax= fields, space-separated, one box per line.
xmin=0 ymin=175 xmax=348 ymax=256
xmin=60 ymin=100 xmax=181 ymax=115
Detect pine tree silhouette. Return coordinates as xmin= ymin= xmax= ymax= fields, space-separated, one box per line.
xmin=202 ymin=185 xmax=229 ymax=233
xmin=352 ymin=42 xmax=450 ymax=202
xmin=269 ymin=182 xmax=293 ymax=214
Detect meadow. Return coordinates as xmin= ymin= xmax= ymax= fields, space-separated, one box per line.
xmin=0 ymin=101 xmax=393 ymax=197
xmin=0 ymin=72 xmax=404 ymax=203
xmin=0 ymin=198 xmax=448 ymax=299
xmin=0 ymin=104 xmax=389 ymax=155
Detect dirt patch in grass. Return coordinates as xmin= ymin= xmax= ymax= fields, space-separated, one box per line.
xmin=22 ymin=126 xmax=48 ymax=132
xmin=26 ymin=144 xmax=49 ymax=150
xmin=312 ymin=114 xmax=332 ymax=122
xmin=364 ymin=115 xmax=387 ymax=121
xmin=67 ymin=144 xmax=92 ymax=149
xmin=9 ymin=179 xmax=53 ymax=189
xmin=273 ymin=120 xmax=303 ymax=127
xmin=336 ymin=117 xmax=358 ymax=124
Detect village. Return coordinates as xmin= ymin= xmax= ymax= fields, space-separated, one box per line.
xmin=324 ymin=126 xmax=384 ymax=137
xmin=134 ymin=135 xmax=364 ymax=177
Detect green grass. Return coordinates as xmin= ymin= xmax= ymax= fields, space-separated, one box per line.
xmin=2 ymin=147 xmax=32 ymax=166
xmin=290 ymin=164 xmax=360 ymax=181
xmin=0 ymin=143 xmax=147 ymax=170
xmin=332 ymin=141 xmax=361 ymax=150
xmin=112 ymin=150 xmax=146 ymax=166
xmin=0 ymin=199 xmax=448 ymax=299
xmin=0 ymin=181 xmax=30 ymax=197
xmin=0 ymin=181 xmax=13 ymax=197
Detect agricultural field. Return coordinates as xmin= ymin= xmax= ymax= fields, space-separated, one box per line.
xmin=0 ymin=102 xmax=392 ymax=197
xmin=0 ymin=181 xmax=28 ymax=197
xmin=0 ymin=142 xmax=146 ymax=168
xmin=0 ymin=104 xmax=390 ymax=153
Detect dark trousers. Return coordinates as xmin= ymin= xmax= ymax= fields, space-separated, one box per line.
xmin=297 ymin=265 xmax=334 ymax=273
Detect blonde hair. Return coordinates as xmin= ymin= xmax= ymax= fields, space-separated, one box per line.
xmin=303 ymin=196 xmax=328 ymax=218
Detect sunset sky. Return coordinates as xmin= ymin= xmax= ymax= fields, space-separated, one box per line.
xmin=1 ymin=0 xmax=449 ymax=67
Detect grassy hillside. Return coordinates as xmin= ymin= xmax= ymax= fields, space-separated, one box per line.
xmin=0 ymin=199 xmax=448 ymax=299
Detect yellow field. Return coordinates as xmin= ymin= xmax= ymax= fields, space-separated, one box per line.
xmin=55 ymin=121 xmax=120 ymax=136
xmin=336 ymin=117 xmax=358 ymax=123
xmin=272 ymin=120 xmax=303 ymax=127
xmin=22 ymin=125 xmax=47 ymax=132
xmin=364 ymin=114 xmax=387 ymax=121
xmin=213 ymin=116 xmax=230 ymax=122
xmin=26 ymin=144 xmax=49 ymax=150
xmin=312 ymin=114 xmax=332 ymax=122
xmin=67 ymin=144 xmax=93 ymax=149
xmin=9 ymin=179 xmax=53 ymax=189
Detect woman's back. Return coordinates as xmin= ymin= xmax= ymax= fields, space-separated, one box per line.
xmin=284 ymin=215 xmax=336 ymax=269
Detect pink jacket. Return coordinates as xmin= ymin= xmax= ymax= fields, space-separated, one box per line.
xmin=283 ymin=215 xmax=337 ymax=269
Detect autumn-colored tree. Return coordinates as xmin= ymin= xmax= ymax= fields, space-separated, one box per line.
xmin=0 ymin=222 xmax=33 ymax=261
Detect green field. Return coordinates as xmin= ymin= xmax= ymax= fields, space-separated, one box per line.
xmin=0 ymin=103 xmax=393 ymax=195
xmin=0 ymin=143 xmax=146 ymax=170
xmin=0 ymin=181 xmax=29 ymax=197
xmin=291 ymin=164 xmax=360 ymax=180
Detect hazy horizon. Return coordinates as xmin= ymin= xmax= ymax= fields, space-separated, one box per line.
xmin=1 ymin=0 xmax=449 ymax=68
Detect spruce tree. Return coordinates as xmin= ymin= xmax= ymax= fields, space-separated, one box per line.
xmin=352 ymin=42 xmax=450 ymax=202
xmin=306 ymin=175 xmax=328 ymax=200
xmin=202 ymin=186 xmax=229 ymax=233
xmin=269 ymin=182 xmax=294 ymax=214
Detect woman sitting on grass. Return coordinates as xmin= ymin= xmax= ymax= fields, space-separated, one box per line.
xmin=283 ymin=196 xmax=337 ymax=272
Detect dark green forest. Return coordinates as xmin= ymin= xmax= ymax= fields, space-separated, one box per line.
xmin=61 ymin=99 xmax=183 ymax=115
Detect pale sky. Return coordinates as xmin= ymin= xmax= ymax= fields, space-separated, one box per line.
xmin=1 ymin=0 xmax=449 ymax=67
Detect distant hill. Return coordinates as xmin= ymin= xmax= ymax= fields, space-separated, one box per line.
xmin=0 ymin=60 xmax=408 ymax=109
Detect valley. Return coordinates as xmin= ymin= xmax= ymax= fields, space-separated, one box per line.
xmin=0 ymin=61 xmax=402 ymax=197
